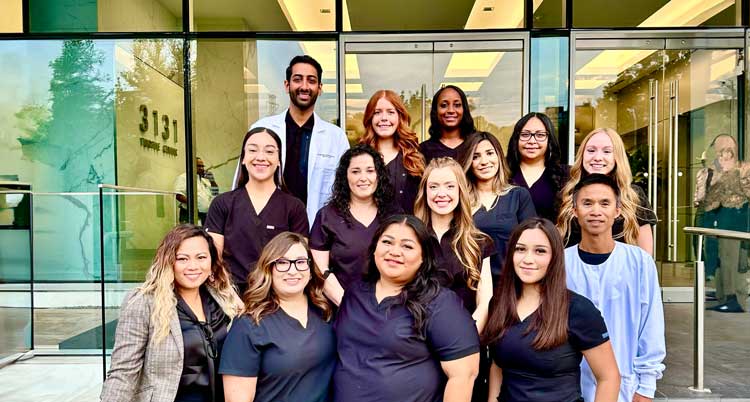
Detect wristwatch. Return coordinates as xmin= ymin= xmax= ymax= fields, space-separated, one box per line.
xmin=322 ymin=269 xmax=332 ymax=279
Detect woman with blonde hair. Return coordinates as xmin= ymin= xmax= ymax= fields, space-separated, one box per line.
xmin=220 ymin=232 xmax=335 ymax=402
xmin=557 ymin=128 xmax=656 ymax=254
xmin=360 ymin=89 xmax=425 ymax=213
xmin=459 ymin=132 xmax=536 ymax=283
xmin=101 ymin=224 xmax=241 ymax=402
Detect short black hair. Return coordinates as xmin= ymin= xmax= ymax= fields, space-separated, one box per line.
xmin=285 ymin=55 xmax=323 ymax=82
xmin=572 ymin=173 xmax=620 ymax=206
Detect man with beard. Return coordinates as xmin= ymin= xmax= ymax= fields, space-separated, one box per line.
xmin=235 ymin=55 xmax=349 ymax=224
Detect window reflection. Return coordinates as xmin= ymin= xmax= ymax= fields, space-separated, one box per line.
xmin=0 ymin=0 xmax=22 ymax=33
xmin=573 ymin=0 xmax=739 ymax=28
xmin=193 ymin=0 xmax=335 ymax=31
xmin=29 ymin=0 xmax=182 ymax=32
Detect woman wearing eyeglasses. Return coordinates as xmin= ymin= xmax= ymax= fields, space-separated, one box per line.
xmin=506 ymin=113 xmax=569 ymax=223
xmin=220 ymin=232 xmax=335 ymax=402
xmin=101 ymin=224 xmax=242 ymax=402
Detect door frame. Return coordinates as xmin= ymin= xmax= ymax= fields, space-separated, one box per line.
xmin=338 ymin=32 xmax=531 ymax=133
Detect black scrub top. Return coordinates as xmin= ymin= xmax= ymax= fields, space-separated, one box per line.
xmin=310 ymin=204 xmax=393 ymax=290
xmin=490 ymin=292 xmax=609 ymax=402
xmin=420 ymin=135 xmax=474 ymax=165
xmin=472 ymin=187 xmax=536 ymax=283
xmin=219 ymin=306 xmax=335 ymax=402
xmin=564 ymin=183 xmax=657 ymax=247
xmin=431 ymin=226 xmax=495 ymax=313
xmin=510 ymin=165 xmax=569 ymax=223
xmin=205 ymin=187 xmax=308 ymax=286
xmin=175 ymin=287 xmax=230 ymax=402
xmin=386 ymin=152 xmax=421 ymax=214
xmin=333 ymin=281 xmax=480 ymax=402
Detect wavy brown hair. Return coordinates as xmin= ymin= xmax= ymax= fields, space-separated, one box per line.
xmin=242 ymin=232 xmax=332 ymax=323
xmin=481 ymin=218 xmax=569 ymax=350
xmin=459 ymin=131 xmax=514 ymax=204
xmin=360 ymin=89 xmax=425 ymax=177
xmin=557 ymin=128 xmax=640 ymax=245
xmin=138 ymin=224 xmax=240 ymax=343
xmin=414 ymin=157 xmax=489 ymax=290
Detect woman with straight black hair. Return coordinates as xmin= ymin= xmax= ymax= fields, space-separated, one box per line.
xmin=205 ymin=127 xmax=308 ymax=293
xmin=506 ymin=112 xmax=569 ymax=223
xmin=333 ymin=215 xmax=480 ymax=402
xmin=420 ymin=85 xmax=477 ymax=164
xmin=310 ymin=144 xmax=398 ymax=305
xmin=482 ymin=217 xmax=620 ymax=402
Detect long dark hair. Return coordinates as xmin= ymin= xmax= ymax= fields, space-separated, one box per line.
xmin=234 ymin=127 xmax=285 ymax=189
xmin=364 ymin=215 xmax=441 ymax=339
xmin=481 ymin=217 xmax=570 ymax=350
xmin=328 ymin=144 xmax=395 ymax=223
xmin=428 ymin=85 xmax=475 ymax=140
xmin=507 ymin=112 xmax=566 ymax=192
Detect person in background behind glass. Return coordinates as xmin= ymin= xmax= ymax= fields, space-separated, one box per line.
xmin=360 ymin=89 xmax=425 ymax=213
xmin=176 ymin=157 xmax=214 ymax=224
xmin=506 ymin=112 xmax=569 ymax=223
xmin=420 ymin=85 xmax=477 ymax=165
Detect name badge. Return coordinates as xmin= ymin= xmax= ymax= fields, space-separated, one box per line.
xmin=266 ymin=225 xmax=275 ymax=230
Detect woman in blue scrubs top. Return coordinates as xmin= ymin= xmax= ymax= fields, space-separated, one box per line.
xmin=482 ymin=218 xmax=620 ymax=402
xmin=333 ymin=215 xmax=480 ymax=402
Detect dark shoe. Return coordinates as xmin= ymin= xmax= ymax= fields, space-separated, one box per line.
xmin=707 ymin=298 xmax=744 ymax=313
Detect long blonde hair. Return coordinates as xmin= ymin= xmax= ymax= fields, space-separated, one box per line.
xmin=243 ymin=232 xmax=332 ymax=324
xmin=459 ymin=131 xmax=515 ymax=205
xmin=137 ymin=224 xmax=240 ymax=343
xmin=414 ymin=157 xmax=489 ymax=290
xmin=557 ymin=128 xmax=641 ymax=244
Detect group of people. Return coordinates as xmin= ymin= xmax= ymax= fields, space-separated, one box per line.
xmin=101 ymin=55 xmax=667 ymax=402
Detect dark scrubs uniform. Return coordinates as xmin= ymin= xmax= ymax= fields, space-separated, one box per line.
xmin=219 ymin=307 xmax=335 ymax=402
xmin=489 ymin=292 xmax=609 ymax=402
xmin=510 ymin=166 xmax=569 ymax=223
xmin=385 ymin=152 xmax=421 ymax=214
xmin=333 ymin=281 xmax=480 ymax=402
xmin=564 ymin=184 xmax=657 ymax=247
xmin=420 ymin=135 xmax=474 ymax=165
xmin=174 ymin=287 xmax=230 ymax=402
xmin=472 ymin=187 xmax=537 ymax=283
xmin=309 ymin=204 xmax=386 ymax=290
xmin=205 ymin=188 xmax=308 ymax=288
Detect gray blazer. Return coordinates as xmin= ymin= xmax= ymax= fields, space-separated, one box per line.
xmin=100 ymin=290 xmax=185 ymax=402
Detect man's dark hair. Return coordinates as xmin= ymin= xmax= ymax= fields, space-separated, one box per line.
xmin=572 ymin=173 xmax=620 ymax=207
xmin=285 ymin=55 xmax=323 ymax=82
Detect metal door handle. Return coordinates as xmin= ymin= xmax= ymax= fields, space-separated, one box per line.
xmin=648 ymin=79 xmax=659 ymax=256
xmin=420 ymin=84 xmax=427 ymax=142
xmin=668 ymin=80 xmax=680 ymax=261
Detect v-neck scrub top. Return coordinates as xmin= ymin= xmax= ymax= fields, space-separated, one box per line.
xmin=511 ymin=166 xmax=568 ymax=223
xmin=309 ymin=204 xmax=385 ymax=290
xmin=489 ymin=291 xmax=609 ymax=402
xmin=205 ymin=188 xmax=309 ymax=286
xmin=219 ymin=307 xmax=336 ymax=402
xmin=419 ymin=135 xmax=474 ymax=165
xmin=472 ymin=187 xmax=536 ymax=282
xmin=333 ymin=281 xmax=480 ymax=402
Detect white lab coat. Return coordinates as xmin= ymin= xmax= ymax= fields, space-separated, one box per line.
xmin=233 ymin=110 xmax=350 ymax=225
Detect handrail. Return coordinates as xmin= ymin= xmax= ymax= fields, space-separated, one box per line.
xmin=98 ymin=184 xmax=181 ymax=196
xmin=683 ymin=226 xmax=750 ymax=241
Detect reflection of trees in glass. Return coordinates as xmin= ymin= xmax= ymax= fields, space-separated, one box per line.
xmin=115 ymin=39 xmax=186 ymax=112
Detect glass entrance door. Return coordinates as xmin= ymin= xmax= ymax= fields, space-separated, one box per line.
xmin=572 ymin=31 xmax=745 ymax=294
xmin=341 ymin=33 xmax=528 ymax=146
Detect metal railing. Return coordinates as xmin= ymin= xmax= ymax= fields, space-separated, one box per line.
xmin=682 ymin=226 xmax=750 ymax=393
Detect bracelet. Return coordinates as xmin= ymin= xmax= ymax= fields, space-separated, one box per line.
xmin=322 ymin=269 xmax=333 ymax=279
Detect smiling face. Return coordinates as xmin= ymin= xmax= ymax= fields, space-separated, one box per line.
xmin=271 ymin=242 xmax=311 ymax=299
xmin=374 ymin=222 xmax=423 ymax=286
xmin=436 ymin=88 xmax=464 ymax=131
xmin=582 ymin=132 xmax=616 ymax=174
xmin=573 ymin=183 xmax=621 ymax=236
xmin=347 ymin=153 xmax=378 ymax=201
xmin=426 ymin=167 xmax=460 ymax=217
xmin=284 ymin=62 xmax=321 ymax=111
xmin=471 ymin=139 xmax=500 ymax=182
xmin=173 ymin=236 xmax=212 ymax=293
xmin=371 ymin=97 xmax=399 ymax=139
xmin=513 ymin=228 xmax=552 ymax=286
xmin=242 ymin=131 xmax=280 ymax=183
xmin=518 ymin=117 xmax=549 ymax=163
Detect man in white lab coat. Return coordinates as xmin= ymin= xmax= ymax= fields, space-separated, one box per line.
xmin=235 ymin=55 xmax=349 ymax=225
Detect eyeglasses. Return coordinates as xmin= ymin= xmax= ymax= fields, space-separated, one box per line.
xmin=519 ymin=131 xmax=549 ymax=142
xmin=273 ymin=258 xmax=311 ymax=272
xmin=198 ymin=322 xmax=217 ymax=359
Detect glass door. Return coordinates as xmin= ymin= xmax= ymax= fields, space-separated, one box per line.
xmin=572 ymin=31 xmax=745 ymax=295
xmin=341 ymin=33 xmax=528 ymax=146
